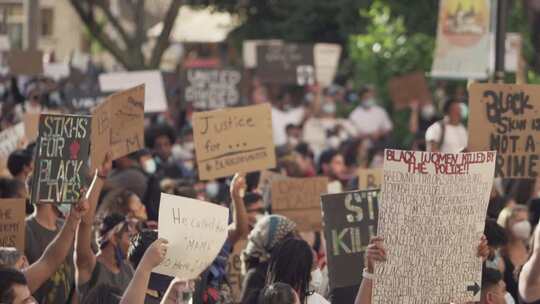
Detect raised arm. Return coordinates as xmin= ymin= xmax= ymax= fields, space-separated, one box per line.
xmin=519 ymin=226 xmax=540 ymax=302
xmin=24 ymin=196 xmax=89 ymax=293
xmin=228 ymin=173 xmax=250 ymax=245
xmin=354 ymin=237 xmax=386 ymax=304
xmin=75 ymin=153 xmax=112 ymax=285
xmin=120 ymin=238 xmax=168 ymax=304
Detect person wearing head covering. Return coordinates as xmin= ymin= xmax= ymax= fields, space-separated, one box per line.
xmin=239 ymin=215 xmax=297 ymax=304
xmin=76 ymin=213 xmax=135 ymax=302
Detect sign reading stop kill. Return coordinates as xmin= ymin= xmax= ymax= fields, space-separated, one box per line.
xmin=193 ymin=104 xmax=276 ymax=180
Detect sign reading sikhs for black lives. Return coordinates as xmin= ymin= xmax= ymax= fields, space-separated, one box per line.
xmin=31 ymin=114 xmax=91 ymax=204
xmin=321 ymin=190 xmax=379 ymax=290
xmin=373 ymin=150 xmax=496 ymax=304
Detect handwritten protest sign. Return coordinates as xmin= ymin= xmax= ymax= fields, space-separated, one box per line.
xmin=372 ymin=150 xmax=496 ymax=304
xmin=314 ymin=43 xmax=342 ymax=87
xmin=0 ymin=199 xmax=25 ymax=251
xmin=183 ymin=68 xmax=242 ymax=110
xmin=256 ymin=43 xmax=315 ymax=85
xmin=358 ymin=168 xmax=382 ymax=190
xmin=7 ymin=50 xmax=43 ymax=75
xmin=271 ymin=177 xmax=328 ymax=231
xmin=388 ymin=72 xmax=432 ymax=109
xmin=0 ymin=123 xmax=25 ymax=169
xmin=226 ymin=239 xmax=247 ymax=303
xmin=91 ymin=85 xmax=145 ymax=170
xmin=31 ymin=114 xmax=91 ymax=204
xmin=468 ymin=83 xmax=540 ymax=178
xmin=193 ymin=103 xmax=276 ymax=180
xmin=321 ymin=190 xmax=378 ymax=290
xmin=99 ymin=70 xmax=167 ymax=113
xmin=154 ymin=193 xmax=229 ymax=280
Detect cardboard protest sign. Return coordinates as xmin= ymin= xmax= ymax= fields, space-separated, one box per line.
xmin=183 ymin=68 xmax=242 ymax=110
xmin=91 ymin=85 xmax=145 ymax=170
xmin=314 ymin=43 xmax=342 ymax=87
xmin=99 ymin=70 xmax=167 ymax=113
xmin=358 ymin=168 xmax=382 ymax=190
xmin=372 ymin=150 xmax=496 ymax=304
xmin=431 ymin=0 xmax=492 ymax=79
xmin=256 ymin=43 xmax=315 ymax=85
xmin=0 ymin=123 xmax=25 ymax=169
xmin=154 ymin=193 xmax=229 ymax=279
xmin=0 ymin=199 xmax=25 ymax=251
xmin=7 ymin=50 xmax=43 ymax=76
xmin=192 ymin=103 xmax=276 ymax=180
xmin=23 ymin=113 xmax=40 ymax=142
xmin=271 ymin=177 xmax=328 ymax=231
xmin=321 ymin=190 xmax=378 ymax=290
xmin=468 ymin=83 xmax=540 ymax=178
xmin=31 ymin=114 xmax=91 ymax=204
xmin=257 ymin=170 xmax=286 ymax=208
xmin=226 ymin=239 xmax=247 ymax=303
xmin=388 ymin=72 xmax=432 ymax=109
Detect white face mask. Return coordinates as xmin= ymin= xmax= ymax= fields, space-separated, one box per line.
xmin=512 ymin=220 xmax=532 ymax=241
xmin=310 ymin=268 xmax=323 ymax=292
xmin=505 ymin=292 xmax=515 ymax=304
xmin=421 ymin=104 xmax=436 ymax=120
xmin=287 ymin=137 xmax=299 ymax=147
xmin=322 ymin=102 xmax=336 ymax=115
xmin=205 ymin=182 xmax=220 ymax=199
xmin=142 ymin=158 xmax=157 ymax=175
xmin=362 ymin=98 xmax=376 ymax=108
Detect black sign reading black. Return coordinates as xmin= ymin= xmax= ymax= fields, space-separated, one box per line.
xmin=184 ymin=68 xmax=242 ymax=110
xmin=31 ymin=114 xmax=91 ymax=204
xmin=256 ymin=43 xmax=315 ymax=85
xmin=321 ymin=190 xmax=379 ymax=290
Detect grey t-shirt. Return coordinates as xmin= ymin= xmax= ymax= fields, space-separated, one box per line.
xmin=78 ymin=259 xmax=134 ymax=301
xmin=25 ymin=216 xmax=75 ymax=304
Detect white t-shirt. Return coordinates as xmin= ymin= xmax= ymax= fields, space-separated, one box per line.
xmin=425 ymin=121 xmax=468 ymax=153
xmin=307 ymin=292 xmax=330 ymax=304
xmin=348 ymin=105 xmax=393 ymax=136
xmin=271 ymin=106 xmax=305 ymax=146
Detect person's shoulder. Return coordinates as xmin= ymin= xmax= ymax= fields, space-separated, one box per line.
xmin=307 ymin=292 xmax=331 ymax=304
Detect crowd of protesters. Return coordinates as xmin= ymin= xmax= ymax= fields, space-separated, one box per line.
xmin=0 ymin=68 xmax=539 ymax=304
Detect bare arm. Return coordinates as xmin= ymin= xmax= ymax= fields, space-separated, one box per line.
xmin=120 ymin=239 xmax=168 ymax=304
xmin=24 ymin=198 xmax=89 ymax=293
xmin=519 ymin=226 xmax=540 ymax=302
xmin=354 ymin=237 xmax=385 ymax=304
xmin=227 ymin=173 xmax=250 ymax=245
xmin=75 ymin=153 xmax=112 ymax=285
xmin=408 ymin=101 xmax=419 ymax=135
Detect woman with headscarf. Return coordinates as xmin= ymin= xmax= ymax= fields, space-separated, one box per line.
xmin=240 ymin=215 xmax=298 ymax=304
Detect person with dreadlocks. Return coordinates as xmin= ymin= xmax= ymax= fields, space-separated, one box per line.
xmin=266 ymin=238 xmax=329 ymax=304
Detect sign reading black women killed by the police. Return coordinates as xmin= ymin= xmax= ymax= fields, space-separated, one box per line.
xmin=184 ymin=68 xmax=242 ymax=110
xmin=321 ymin=190 xmax=378 ymax=290
xmin=469 ymin=83 xmax=540 ymax=178
xmin=256 ymin=43 xmax=315 ymax=85
xmin=31 ymin=114 xmax=91 ymax=204
xmin=373 ymin=150 xmax=496 ymax=304
xmin=193 ymin=103 xmax=276 ymax=180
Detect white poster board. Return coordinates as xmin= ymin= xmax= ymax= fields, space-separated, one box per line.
xmin=314 ymin=43 xmax=342 ymax=87
xmin=153 ymin=193 xmax=229 ymax=280
xmin=0 ymin=123 xmax=25 ymax=166
xmin=373 ymin=150 xmax=496 ymax=304
xmin=99 ymin=70 xmax=168 ymax=113
xmin=431 ymin=0 xmax=493 ymax=79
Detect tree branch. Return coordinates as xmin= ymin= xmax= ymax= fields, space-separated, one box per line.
xmin=149 ymin=0 xmax=182 ymax=68
xmin=95 ymin=1 xmax=133 ymax=48
xmin=70 ymin=0 xmax=133 ymax=69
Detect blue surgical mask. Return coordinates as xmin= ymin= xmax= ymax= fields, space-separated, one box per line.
xmin=322 ymin=102 xmax=336 ymax=115
xmin=142 ymin=158 xmax=157 ymax=175
xmin=56 ymin=204 xmax=71 ymax=217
